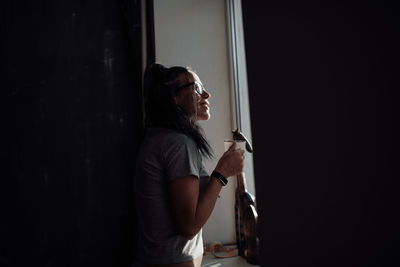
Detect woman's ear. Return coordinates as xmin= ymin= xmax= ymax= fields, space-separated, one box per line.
xmin=174 ymin=94 xmax=181 ymax=105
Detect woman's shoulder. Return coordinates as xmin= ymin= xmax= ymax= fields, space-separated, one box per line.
xmin=147 ymin=127 xmax=195 ymax=147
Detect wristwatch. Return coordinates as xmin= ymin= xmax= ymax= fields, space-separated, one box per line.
xmin=211 ymin=171 xmax=228 ymax=186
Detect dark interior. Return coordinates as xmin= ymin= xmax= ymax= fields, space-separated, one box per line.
xmin=4 ymin=1 xmax=399 ymax=266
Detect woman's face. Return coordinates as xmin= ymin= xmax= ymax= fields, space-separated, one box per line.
xmin=174 ymin=71 xmax=211 ymax=121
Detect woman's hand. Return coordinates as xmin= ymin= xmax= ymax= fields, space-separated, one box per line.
xmin=214 ymin=142 xmax=245 ymax=178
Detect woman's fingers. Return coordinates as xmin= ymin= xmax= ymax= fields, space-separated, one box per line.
xmin=215 ymin=142 xmax=246 ymax=177
xmin=227 ymin=142 xmax=237 ymax=152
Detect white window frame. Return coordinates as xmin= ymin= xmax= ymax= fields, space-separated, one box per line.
xmin=227 ymin=0 xmax=256 ymax=196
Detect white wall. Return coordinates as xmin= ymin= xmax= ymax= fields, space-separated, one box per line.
xmin=153 ymin=0 xmax=253 ymax=245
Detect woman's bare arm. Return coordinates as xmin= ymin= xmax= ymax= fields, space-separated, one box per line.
xmin=168 ymin=143 xmax=244 ymax=240
xmin=169 ymin=175 xmax=222 ymax=240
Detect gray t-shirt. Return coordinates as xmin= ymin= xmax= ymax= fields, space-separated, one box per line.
xmin=134 ymin=127 xmax=210 ymax=265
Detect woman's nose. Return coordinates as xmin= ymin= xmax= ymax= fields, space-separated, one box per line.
xmin=202 ymin=89 xmax=210 ymax=99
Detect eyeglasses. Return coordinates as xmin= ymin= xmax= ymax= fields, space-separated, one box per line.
xmin=175 ymin=81 xmax=205 ymax=96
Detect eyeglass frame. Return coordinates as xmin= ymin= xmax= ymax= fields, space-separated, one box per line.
xmin=174 ymin=81 xmax=205 ymax=96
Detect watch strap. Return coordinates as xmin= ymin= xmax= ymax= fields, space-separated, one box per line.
xmin=211 ymin=171 xmax=228 ymax=186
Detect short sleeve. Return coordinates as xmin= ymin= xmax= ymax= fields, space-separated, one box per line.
xmin=163 ymin=135 xmax=202 ymax=181
xmin=199 ymin=162 xmax=210 ymax=192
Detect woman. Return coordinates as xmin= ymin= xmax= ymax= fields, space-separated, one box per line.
xmin=134 ymin=63 xmax=244 ymax=267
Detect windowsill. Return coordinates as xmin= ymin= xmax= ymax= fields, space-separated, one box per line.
xmin=202 ymin=254 xmax=259 ymax=267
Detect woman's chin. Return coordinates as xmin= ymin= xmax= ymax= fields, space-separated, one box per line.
xmin=197 ymin=113 xmax=210 ymax=121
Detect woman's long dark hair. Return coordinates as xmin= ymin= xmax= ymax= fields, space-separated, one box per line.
xmin=143 ymin=63 xmax=213 ymax=158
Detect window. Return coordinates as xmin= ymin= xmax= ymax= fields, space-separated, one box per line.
xmin=151 ymin=0 xmax=255 ymax=245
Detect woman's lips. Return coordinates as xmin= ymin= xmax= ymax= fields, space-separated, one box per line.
xmin=200 ymin=102 xmax=209 ymax=109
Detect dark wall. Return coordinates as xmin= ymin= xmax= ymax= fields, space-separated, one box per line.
xmin=242 ymin=4 xmax=399 ymax=266
xmin=3 ymin=1 xmax=143 ymax=266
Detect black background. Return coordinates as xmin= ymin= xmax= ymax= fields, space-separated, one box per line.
xmin=242 ymin=4 xmax=399 ymax=266
xmin=3 ymin=1 xmax=142 ymax=266
xmin=3 ymin=1 xmax=400 ymax=267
